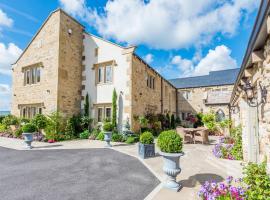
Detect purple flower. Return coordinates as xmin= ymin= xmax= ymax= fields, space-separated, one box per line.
xmin=226 ymin=176 xmax=233 ymax=184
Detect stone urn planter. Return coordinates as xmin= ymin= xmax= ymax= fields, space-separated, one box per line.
xmin=138 ymin=131 xmax=155 ymax=159
xmin=103 ymin=122 xmax=114 ymax=147
xmin=157 ymin=130 xmax=184 ymax=192
xmin=22 ymin=123 xmax=37 ymax=149
xmin=159 ymin=151 xmax=184 ymax=191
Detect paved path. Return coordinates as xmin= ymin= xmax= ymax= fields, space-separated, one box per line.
xmin=0 ymin=137 xmax=243 ymax=200
xmin=0 ymin=146 xmax=159 ymax=200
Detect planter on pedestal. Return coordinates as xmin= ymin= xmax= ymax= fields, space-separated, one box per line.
xmin=103 ymin=122 xmax=114 ymax=147
xmin=157 ymin=130 xmax=184 ymax=192
xmin=22 ymin=123 xmax=37 ymax=149
xmin=138 ymin=131 xmax=155 ymax=159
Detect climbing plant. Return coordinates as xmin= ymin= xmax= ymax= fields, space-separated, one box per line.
xmin=112 ymin=89 xmax=117 ymax=128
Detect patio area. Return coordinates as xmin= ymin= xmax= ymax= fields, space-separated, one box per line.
xmin=0 ymin=136 xmax=243 ymax=200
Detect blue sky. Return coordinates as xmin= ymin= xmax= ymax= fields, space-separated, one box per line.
xmin=0 ymin=0 xmax=260 ymax=111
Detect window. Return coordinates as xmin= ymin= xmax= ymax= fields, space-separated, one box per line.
xmin=183 ymin=91 xmax=192 ymax=100
xmin=105 ymin=107 xmax=111 ymax=120
xmin=23 ymin=66 xmax=41 ymax=85
xmin=98 ymin=67 xmax=104 ymax=83
xmin=97 ymin=65 xmax=113 ymax=84
xmin=97 ymin=108 xmax=103 ymax=122
xmin=216 ymin=109 xmax=225 ymax=122
xmin=146 ymin=73 xmax=155 ymax=89
xmin=181 ymin=113 xmax=185 ymax=120
xmin=20 ymin=104 xmax=43 ymax=119
xmin=105 ymin=66 xmax=112 ymax=83
xmin=95 ymin=48 xmax=98 ymax=56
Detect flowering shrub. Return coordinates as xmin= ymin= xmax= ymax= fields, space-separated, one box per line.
xmin=198 ymin=176 xmax=247 ymax=200
xmin=212 ymin=126 xmax=243 ymax=160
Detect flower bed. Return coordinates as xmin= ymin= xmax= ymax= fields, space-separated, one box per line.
xmin=198 ymin=176 xmax=247 ymax=200
xmin=212 ymin=126 xmax=243 ymax=160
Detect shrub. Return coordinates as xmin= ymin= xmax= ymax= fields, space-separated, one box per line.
xmin=84 ymin=93 xmax=90 ymax=117
xmin=126 ymin=135 xmax=139 ymax=144
xmin=0 ymin=116 xmax=4 ymax=123
xmin=112 ymin=133 xmax=124 ymax=142
xmin=14 ymin=128 xmax=23 ymax=137
xmin=157 ymin=130 xmax=183 ymax=153
xmin=45 ymin=112 xmax=66 ymax=135
xmin=31 ymin=114 xmax=47 ymax=130
xmin=165 ymin=113 xmax=171 ymax=129
xmin=2 ymin=115 xmax=19 ymax=126
xmin=0 ymin=124 xmax=7 ymax=132
xmin=243 ymin=160 xmax=270 ymax=200
xmin=79 ymin=130 xmax=90 ymax=139
xmin=139 ymin=116 xmax=149 ymax=128
xmin=112 ymin=88 xmax=117 ymax=128
xmin=65 ymin=117 xmax=76 ymax=138
xmin=140 ymin=131 xmax=154 ymax=144
xmin=80 ymin=116 xmax=93 ymax=131
xmin=175 ymin=116 xmax=181 ymax=126
xmin=202 ymin=112 xmax=217 ymax=131
xmin=96 ymin=132 xmax=104 ymax=140
xmin=170 ymin=114 xmax=176 ymax=129
xmin=103 ymin=122 xmax=114 ymax=132
xmin=22 ymin=123 xmax=37 ymax=133
xmin=194 ymin=113 xmax=204 ymax=128
xmin=20 ymin=118 xmax=30 ymax=124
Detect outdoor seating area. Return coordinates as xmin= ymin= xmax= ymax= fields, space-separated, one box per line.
xmin=176 ymin=126 xmax=209 ymax=144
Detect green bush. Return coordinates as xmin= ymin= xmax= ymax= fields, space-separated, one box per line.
xmin=140 ymin=131 xmax=154 ymax=144
xmin=202 ymin=112 xmax=217 ymax=131
xmin=112 ymin=133 xmax=124 ymax=142
xmin=65 ymin=117 xmax=76 ymax=138
xmin=170 ymin=114 xmax=176 ymax=129
xmin=45 ymin=112 xmax=66 ymax=136
xmin=125 ymin=135 xmax=139 ymax=144
xmin=20 ymin=118 xmax=30 ymax=124
xmin=0 ymin=116 xmax=4 ymax=124
xmin=14 ymin=128 xmax=23 ymax=137
xmin=22 ymin=123 xmax=37 ymax=133
xmin=31 ymin=114 xmax=47 ymax=130
xmin=2 ymin=115 xmax=19 ymax=126
xmin=96 ymin=132 xmax=104 ymax=140
xmin=103 ymin=122 xmax=114 ymax=132
xmin=157 ymin=130 xmax=183 ymax=153
xmin=243 ymin=160 xmax=270 ymax=200
xmin=175 ymin=116 xmax=181 ymax=126
xmin=230 ymin=126 xmax=243 ymax=160
xmin=79 ymin=130 xmax=90 ymax=139
xmin=0 ymin=124 xmax=7 ymax=132
xmin=80 ymin=116 xmax=93 ymax=131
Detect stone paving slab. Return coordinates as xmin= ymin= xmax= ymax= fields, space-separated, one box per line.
xmin=0 ymin=136 xmax=243 ymax=200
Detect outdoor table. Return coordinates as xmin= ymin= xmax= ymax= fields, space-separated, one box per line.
xmin=183 ymin=127 xmax=207 ymax=144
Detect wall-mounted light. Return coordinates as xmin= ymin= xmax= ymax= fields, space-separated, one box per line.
xmin=242 ymin=80 xmax=267 ymax=107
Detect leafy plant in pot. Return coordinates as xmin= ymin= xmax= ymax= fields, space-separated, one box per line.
xmin=103 ymin=122 xmax=114 ymax=147
xmin=22 ymin=123 xmax=37 ymax=149
xmin=138 ymin=131 xmax=155 ymax=159
xmin=157 ymin=130 xmax=184 ymax=191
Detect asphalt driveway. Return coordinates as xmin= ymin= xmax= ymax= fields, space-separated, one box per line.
xmin=0 ymin=147 xmax=159 ymax=200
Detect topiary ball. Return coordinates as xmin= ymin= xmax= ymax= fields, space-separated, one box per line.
xmin=140 ymin=131 xmax=154 ymax=144
xmin=103 ymin=122 xmax=114 ymax=132
xmin=157 ymin=130 xmax=183 ymax=153
xmin=22 ymin=123 xmax=37 ymax=133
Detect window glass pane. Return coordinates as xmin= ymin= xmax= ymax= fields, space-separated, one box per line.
xmin=153 ymin=78 xmax=155 ymax=89
xmin=26 ymin=70 xmax=30 ymax=84
xmin=98 ymin=67 xmax=104 ymax=83
xmin=31 ymin=68 xmax=35 ymax=84
xmin=97 ymin=108 xmax=103 ymax=122
xmin=36 ymin=68 xmax=40 ymax=83
xmin=38 ymin=107 xmax=42 ymax=114
xmin=105 ymin=66 xmax=112 ymax=83
xmin=105 ymin=108 xmax=111 ymax=120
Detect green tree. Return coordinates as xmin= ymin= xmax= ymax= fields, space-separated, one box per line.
xmin=84 ymin=93 xmax=90 ymax=117
xmin=112 ymin=89 xmax=117 ymax=128
xmin=170 ymin=114 xmax=176 ymax=129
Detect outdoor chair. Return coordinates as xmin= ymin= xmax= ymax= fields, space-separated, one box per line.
xmin=194 ymin=129 xmax=209 ymax=144
xmin=176 ymin=126 xmax=193 ymax=143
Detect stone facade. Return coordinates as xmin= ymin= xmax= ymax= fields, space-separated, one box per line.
xmin=130 ymin=55 xmax=177 ymax=131
xmin=11 ymin=9 xmax=84 ymax=117
xmin=177 ymin=85 xmax=234 ymax=120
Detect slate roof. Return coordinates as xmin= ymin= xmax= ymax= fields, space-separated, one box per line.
xmin=169 ymin=68 xmax=240 ymax=89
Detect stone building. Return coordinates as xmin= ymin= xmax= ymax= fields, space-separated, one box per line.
xmin=169 ymin=69 xmax=239 ymax=121
xmin=230 ymin=0 xmax=270 ymax=169
xmin=11 ymin=9 xmax=176 ymax=132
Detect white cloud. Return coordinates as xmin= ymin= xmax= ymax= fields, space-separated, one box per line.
xmin=0 ymin=84 xmax=10 ymax=95
xmin=0 ymin=43 xmax=22 ymax=75
xmin=59 ymin=0 xmax=259 ymax=49
xmin=144 ymin=53 xmax=153 ymax=63
xmin=0 ymin=9 xmax=13 ymax=27
xmin=170 ymin=45 xmax=237 ymax=77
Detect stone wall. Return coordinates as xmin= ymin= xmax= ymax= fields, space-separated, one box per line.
xmin=11 ymin=11 xmax=61 ymax=116
xmin=11 ymin=10 xmax=84 ymax=117
xmin=130 ymin=55 xmax=176 ymax=131
xmin=231 ymin=38 xmax=270 ymax=168
xmin=177 ymin=85 xmax=233 ymax=118
xmin=57 ymin=11 xmax=84 ymax=117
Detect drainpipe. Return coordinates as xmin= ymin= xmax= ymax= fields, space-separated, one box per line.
xmin=161 ymin=79 xmax=163 ymax=113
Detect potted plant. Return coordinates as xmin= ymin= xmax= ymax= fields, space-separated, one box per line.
xmin=103 ymin=122 xmax=114 ymax=147
xmin=22 ymin=123 xmax=37 ymax=149
xmin=157 ymin=130 xmax=184 ymax=191
xmin=138 ymin=131 xmax=155 ymax=159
